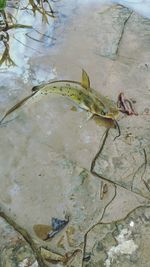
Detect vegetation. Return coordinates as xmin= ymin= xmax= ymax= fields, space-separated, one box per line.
xmin=0 ymin=0 xmax=56 ymax=66
xmin=0 ymin=0 xmax=7 ymax=11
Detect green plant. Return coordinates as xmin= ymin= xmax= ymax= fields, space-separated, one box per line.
xmin=0 ymin=0 xmax=7 ymax=11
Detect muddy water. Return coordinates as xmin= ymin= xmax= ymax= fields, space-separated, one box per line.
xmin=0 ymin=0 xmax=150 ymax=263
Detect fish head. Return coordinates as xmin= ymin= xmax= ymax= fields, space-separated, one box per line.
xmin=91 ymin=102 xmax=119 ymax=120
xmin=102 ymin=106 xmax=119 ymax=120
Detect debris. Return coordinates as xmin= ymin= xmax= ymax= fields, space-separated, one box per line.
xmin=117 ymin=92 xmax=138 ymax=116
xmin=33 ymin=215 xmax=69 ymax=241
xmin=47 ymin=216 xmax=69 ymax=239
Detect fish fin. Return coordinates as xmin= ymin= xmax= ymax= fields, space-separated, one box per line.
xmin=93 ymin=116 xmax=116 ymax=128
xmin=0 ymin=92 xmax=36 ymax=125
xmin=81 ymin=69 xmax=90 ymax=90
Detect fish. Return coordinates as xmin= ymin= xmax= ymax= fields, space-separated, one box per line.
xmin=32 ymin=70 xmax=119 ymax=120
xmin=0 ymin=70 xmax=119 ymax=124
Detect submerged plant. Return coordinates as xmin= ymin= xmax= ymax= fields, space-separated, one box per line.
xmin=0 ymin=0 xmax=57 ymax=67
xmin=0 ymin=31 xmax=16 ymax=66
xmin=28 ymin=0 xmax=55 ymax=22
xmin=0 ymin=1 xmax=32 ymax=66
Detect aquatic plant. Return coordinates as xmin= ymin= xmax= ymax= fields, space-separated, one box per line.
xmin=29 ymin=0 xmax=55 ymax=22
xmin=0 ymin=0 xmax=7 ymax=11
xmin=0 ymin=1 xmax=56 ymax=66
xmin=0 ymin=8 xmax=32 ymax=66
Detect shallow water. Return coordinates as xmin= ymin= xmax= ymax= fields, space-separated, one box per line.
xmin=0 ymin=0 xmax=149 ymax=228
xmin=0 ymin=0 xmax=150 ymax=266
xmin=1 ymin=0 xmax=150 ymax=81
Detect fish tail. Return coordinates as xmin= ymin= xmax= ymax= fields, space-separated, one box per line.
xmin=0 ymin=92 xmax=36 ymax=125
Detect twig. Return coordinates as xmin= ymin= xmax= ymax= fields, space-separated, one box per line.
xmin=141 ymin=149 xmax=149 ymax=192
xmin=0 ymin=207 xmax=46 ymax=267
xmin=113 ymin=120 xmax=121 ymax=140
xmin=131 ymin=149 xmax=149 ymax=192
xmin=90 ymin=129 xmax=109 ymax=173
xmin=90 ymin=130 xmax=150 ymax=198
xmin=82 ymin=184 xmax=117 ymax=266
xmin=81 ymin=129 xmax=117 ymax=266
